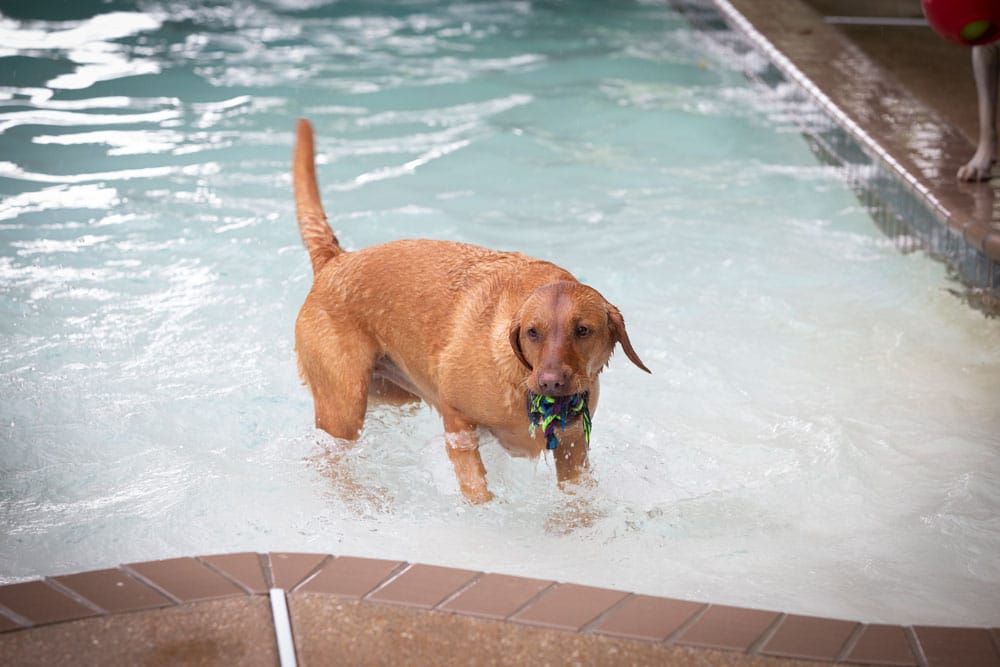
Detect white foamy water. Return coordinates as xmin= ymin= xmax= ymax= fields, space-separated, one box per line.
xmin=1 ymin=0 xmax=998 ymax=626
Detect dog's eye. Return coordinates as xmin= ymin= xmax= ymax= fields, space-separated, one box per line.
xmin=575 ymin=325 xmax=590 ymax=338
xmin=526 ymin=327 xmax=539 ymax=341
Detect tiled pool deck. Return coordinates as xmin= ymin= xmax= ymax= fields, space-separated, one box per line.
xmin=723 ymin=0 xmax=1000 ymax=303
xmin=3 ymin=1 xmax=999 ymax=665
xmin=2 ymin=553 xmax=998 ymax=666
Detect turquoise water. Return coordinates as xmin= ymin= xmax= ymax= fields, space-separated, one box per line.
xmin=1 ymin=0 xmax=999 ymax=625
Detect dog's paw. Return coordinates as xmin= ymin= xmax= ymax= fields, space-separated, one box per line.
xmin=311 ymin=448 xmax=396 ymax=515
xmin=461 ymin=484 xmax=494 ymax=505
xmin=544 ymin=482 xmax=605 ymax=533
xmin=544 ymin=498 xmax=604 ymax=533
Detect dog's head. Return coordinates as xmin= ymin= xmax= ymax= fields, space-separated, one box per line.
xmin=508 ymin=281 xmax=649 ymax=396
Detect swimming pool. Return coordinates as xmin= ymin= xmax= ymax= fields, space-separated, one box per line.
xmin=1 ymin=0 xmax=998 ymax=627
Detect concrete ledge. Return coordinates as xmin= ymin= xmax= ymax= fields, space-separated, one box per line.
xmin=2 ymin=553 xmax=998 ymax=666
xmin=713 ymin=0 xmax=1000 ymax=297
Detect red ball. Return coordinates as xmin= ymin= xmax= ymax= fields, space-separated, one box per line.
xmin=922 ymin=0 xmax=1000 ymax=46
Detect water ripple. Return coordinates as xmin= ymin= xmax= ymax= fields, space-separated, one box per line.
xmin=0 ymin=184 xmax=119 ymax=221
xmin=0 ymin=12 xmax=163 ymax=90
xmin=0 ymin=160 xmax=218 ymax=184
xmin=349 ymin=138 xmax=471 ymax=189
xmin=0 ymin=108 xmax=180 ymax=133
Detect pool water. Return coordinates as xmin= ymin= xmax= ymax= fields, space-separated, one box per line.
xmin=2 ymin=0 xmax=999 ymax=626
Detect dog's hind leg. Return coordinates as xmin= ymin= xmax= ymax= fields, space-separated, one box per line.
xmin=295 ymin=305 xmax=375 ymax=440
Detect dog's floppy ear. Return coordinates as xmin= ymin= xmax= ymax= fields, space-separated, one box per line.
xmin=508 ymin=321 xmax=533 ymax=370
xmin=608 ymin=305 xmax=651 ymax=373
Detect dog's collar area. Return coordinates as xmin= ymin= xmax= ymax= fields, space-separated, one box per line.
xmin=527 ymin=391 xmax=592 ymax=450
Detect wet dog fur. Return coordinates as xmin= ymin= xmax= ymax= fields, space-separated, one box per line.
xmin=291 ymin=119 xmax=649 ymax=503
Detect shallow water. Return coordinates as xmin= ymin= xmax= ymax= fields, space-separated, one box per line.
xmin=1 ymin=0 xmax=999 ymax=626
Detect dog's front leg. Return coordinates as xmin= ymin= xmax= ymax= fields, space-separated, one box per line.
xmin=443 ymin=412 xmax=493 ymax=504
xmin=546 ymin=428 xmax=600 ymax=531
xmin=553 ymin=426 xmax=592 ymax=490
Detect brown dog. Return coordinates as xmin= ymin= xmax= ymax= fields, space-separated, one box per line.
xmin=292 ymin=119 xmax=649 ymax=503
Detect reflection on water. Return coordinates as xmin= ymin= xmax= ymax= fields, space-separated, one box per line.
xmin=1 ymin=0 xmax=999 ymax=626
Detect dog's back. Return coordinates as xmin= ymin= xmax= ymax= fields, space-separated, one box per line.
xmin=292 ymin=118 xmax=574 ymax=367
xmin=303 ymin=237 xmax=576 ymax=399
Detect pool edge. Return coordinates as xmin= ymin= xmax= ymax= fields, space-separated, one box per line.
xmin=710 ymin=0 xmax=1000 ymax=303
xmin=2 ymin=552 xmax=998 ymax=665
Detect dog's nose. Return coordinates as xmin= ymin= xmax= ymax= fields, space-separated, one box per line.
xmin=537 ymin=369 xmax=569 ymax=395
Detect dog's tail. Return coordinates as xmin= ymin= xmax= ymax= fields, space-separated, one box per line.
xmin=293 ymin=118 xmax=343 ymax=273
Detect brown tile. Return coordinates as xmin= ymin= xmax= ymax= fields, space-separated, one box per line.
xmin=0 ymin=580 xmax=98 ymax=626
xmin=674 ymin=604 xmax=781 ymax=652
xmin=296 ymin=556 xmax=405 ymax=599
xmin=913 ymin=626 xmax=1000 ymax=667
xmin=591 ymin=595 xmax=705 ymax=642
xmin=367 ymin=564 xmax=479 ymax=609
xmin=125 ymin=557 xmax=246 ymax=602
xmin=268 ymin=552 xmax=330 ymax=591
xmin=0 ymin=610 xmax=27 ymax=633
xmin=761 ymin=614 xmax=858 ymax=661
xmin=200 ymin=553 xmax=269 ymax=594
xmin=844 ymin=625 xmax=918 ymax=666
xmin=52 ymin=569 xmax=173 ymax=614
xmin=510 ymin=583 xmax=629 ymax=631
xmin=439 ymin=573 xmax=552 ymax=620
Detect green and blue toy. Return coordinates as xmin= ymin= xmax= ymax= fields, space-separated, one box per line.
xmin=527 ymin=391 xmax=592 ymax=450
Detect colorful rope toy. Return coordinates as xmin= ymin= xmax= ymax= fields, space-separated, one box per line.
xmin=527 ymin=391 xmax=592 ymax=450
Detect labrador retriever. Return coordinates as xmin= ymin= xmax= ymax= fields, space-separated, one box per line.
xmin=292 ymin=119 xmax=649 ymax=503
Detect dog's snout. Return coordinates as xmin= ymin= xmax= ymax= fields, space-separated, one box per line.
xmin=537 ymin=369 xmax=569 ymax=395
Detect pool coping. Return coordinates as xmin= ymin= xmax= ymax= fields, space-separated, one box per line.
xmin=712 ymin=0 xmax=1000 ymax=299
xmin=1 ymin=552 xmax=998 ymax=666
